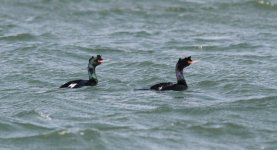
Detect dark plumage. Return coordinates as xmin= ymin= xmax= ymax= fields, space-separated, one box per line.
xmin=60 ymin=55 xmax=104 ymax=88
xmin=150 ymin=56 xmax=194 ymax=91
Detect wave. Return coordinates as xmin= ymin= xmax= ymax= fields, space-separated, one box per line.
xmin=0 ymin=117 xmax=53 ymax=139
xmin=0 ymin=33 xmax=35 ymax=41
xmin=110 ymin=30 xmax=154 ymax=37
xmin=165 ymin=0 xmax=277 ymax=12
xmin=71 ymin=45 xmax=131 ymax=54
xmin=255 ymin=0 xmax=277 ymax=9
xmin=187 ymin=121 xmax=252 ymax=137
xmin=227 ymin=95 xmax=277 ymax=106
xmin=0 ymin=126 xmax=105 ymax=149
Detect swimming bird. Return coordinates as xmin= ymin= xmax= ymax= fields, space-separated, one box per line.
xmin=150 ymin=56 xmax=195 ymax=91
xmin=60 ymin=55 xmax=106 ymax=88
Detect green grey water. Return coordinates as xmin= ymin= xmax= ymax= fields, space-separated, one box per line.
xmin=1 ymin=0 xmax=277 ymax=149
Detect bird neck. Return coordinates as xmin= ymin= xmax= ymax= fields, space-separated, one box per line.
xmin=175 ymin=65 xmax=187 ymax=86
xmin=88 ymin=65 xmax=98 ymax=83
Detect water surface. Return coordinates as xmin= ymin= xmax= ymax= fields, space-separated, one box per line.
xmin=1 ymin=0 xmax=277 ymax=149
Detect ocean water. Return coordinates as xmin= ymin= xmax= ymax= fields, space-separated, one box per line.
xmin=1 ymin=0 xmax=277 ymax=149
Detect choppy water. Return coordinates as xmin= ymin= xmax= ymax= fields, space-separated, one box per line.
xmin=1 ymin=0 xmax=277 ymax=149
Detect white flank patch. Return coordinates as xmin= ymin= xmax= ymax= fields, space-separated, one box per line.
xmin=68 ymin=83 xmax=77 ymax=88
xmin=159 ymin=86 xmax=163 ymax=91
